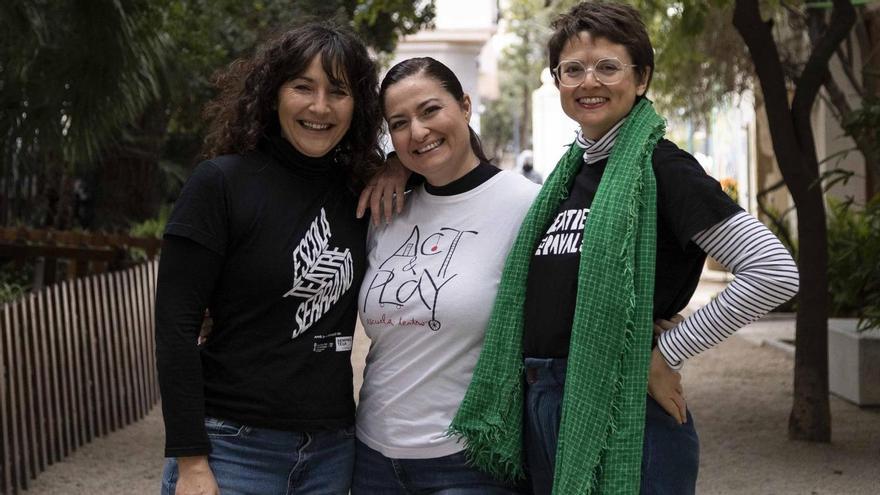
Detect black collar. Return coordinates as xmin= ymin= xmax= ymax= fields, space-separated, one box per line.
xmin=424 ymin=162 xmax=500 ymax=196
xmin=260 ymin=133 xmax=340 ymax=181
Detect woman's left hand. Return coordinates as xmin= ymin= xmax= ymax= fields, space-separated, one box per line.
xmin=648 ymin=347 xmax=687 ymax=424
xmin=649 ymin=313 xmax=686 ymax=424
xmin=357 ymin=154 xmax=410 ymax=226
xmin=653 ymin=313 xmax=684 ymax=337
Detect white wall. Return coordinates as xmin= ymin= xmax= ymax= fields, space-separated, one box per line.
xmin=386 ymin=0 xmax=498 ymax=135
xmin=531 ymin=68 xmax=579 ymax=176
xmin=433 ymin=0 xmax=496 ymax=29
xmin=812 ymin=97 xmax=867 ymax=206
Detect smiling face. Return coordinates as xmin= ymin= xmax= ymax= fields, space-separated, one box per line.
xmin=558 ymin=31 xmax=649 ymax=140
xmin=383 ymin=73 xmax=478 ymax=186
xmin=276 ymin=55 xmax=354 ymax=157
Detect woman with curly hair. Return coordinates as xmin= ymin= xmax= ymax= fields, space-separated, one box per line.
xmin=155 ymin=23 xmax=388 ymax=495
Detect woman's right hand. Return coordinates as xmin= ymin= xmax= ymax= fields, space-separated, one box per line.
xmin=176 ymin=456 xmax=219 ymax=495
xmin=356 ymin=153 xmax=411 ymax=226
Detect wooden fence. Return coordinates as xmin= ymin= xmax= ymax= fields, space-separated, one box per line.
xmin=0 ymin=260 xmax=159 ymax=494
xmin=0 ymin=227 xmax=162 ymax=290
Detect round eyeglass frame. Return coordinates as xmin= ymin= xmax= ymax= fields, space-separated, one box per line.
xmin=553 ymin=58 xmax=638 ymax=87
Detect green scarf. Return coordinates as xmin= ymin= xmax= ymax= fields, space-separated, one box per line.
xmin=449 ymin=98 xmax=664 ymax=494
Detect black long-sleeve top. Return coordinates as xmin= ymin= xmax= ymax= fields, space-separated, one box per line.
xmin=156 ymin=135 xmax=367 ymax=457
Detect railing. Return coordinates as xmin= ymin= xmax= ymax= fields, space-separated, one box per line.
xmin=0 ymin=260 xmax=159 ymax=494
xmin=0 ymin=227 xmax=162 ymax=289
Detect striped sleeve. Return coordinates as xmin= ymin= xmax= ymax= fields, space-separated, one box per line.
xmin=657 ymin=211 xmax=799 ymax=369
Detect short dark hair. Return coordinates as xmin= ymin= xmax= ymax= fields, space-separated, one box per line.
xmin=547 ymin=2 xmax=654 ymax=92
xmin=202 ymin=22 xmax=383 ymax=189
xmin=379 ymin=57 xmax=491 ymax=164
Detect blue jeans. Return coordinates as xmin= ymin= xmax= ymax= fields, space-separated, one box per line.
xmin=351 ymin=439 xmax=525 ymax=494
xmin=523 ymin=357 xmax=699 ymax=495
xmin=161 ymin=417 xmax=355 ymax=495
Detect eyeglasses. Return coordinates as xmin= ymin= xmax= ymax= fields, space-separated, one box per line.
xmin=553 ymin=58 xmax=637 ymax=87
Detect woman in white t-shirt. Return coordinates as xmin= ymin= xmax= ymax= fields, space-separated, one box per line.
xmin=352 ymin=57 xmax=539 ymax=494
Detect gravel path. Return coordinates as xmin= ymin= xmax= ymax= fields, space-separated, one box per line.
xmin=20 ymin=283 xmax=880 ymax=494
xmin=685 ymin=334 xmax=880 ymax=494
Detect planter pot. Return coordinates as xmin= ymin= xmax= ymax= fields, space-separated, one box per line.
xmin=828 ymin=318 xmax=880 ymax=406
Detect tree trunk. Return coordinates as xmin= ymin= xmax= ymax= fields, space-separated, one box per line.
xmin=734 ymin=0 xmax=855 ymax=442
xmin=789 ymin=192 xmax=830 ymax=440
xmin=851 ymin=132 xmax=879 ymax=198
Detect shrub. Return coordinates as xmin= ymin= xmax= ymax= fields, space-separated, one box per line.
xmin=128 ymin=204 xmax=170 ymax=261
xmin=0 ymin=262 xmax=31 ymax=304
xmin=827 ymin=195 xmax=880 ymax=331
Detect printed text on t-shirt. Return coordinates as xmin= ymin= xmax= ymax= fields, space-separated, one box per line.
xmin=534 ymin=208 xmax=590 ymax=256
xmin=283 ymin=208 xmax=354 ymax=339
xmin=362 ymin=225 xmax=477 ymax=332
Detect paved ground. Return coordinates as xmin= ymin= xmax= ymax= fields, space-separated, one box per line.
xmin=20 ymin=274 xmax=880 ymax=494
xmin=684 ymin=328 xmax=880 ymax=495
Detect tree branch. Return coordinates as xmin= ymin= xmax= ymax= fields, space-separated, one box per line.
xmin=733 ymin=0 xmax=808 ymax=192
xmin=823 ymin=70 xmax=854 ymax=122
xmin=858 ymin=6 xmax=880 ymax=96
xmin=791 ymin=0 xmax=856 ymax=125
xmin=834 ymin=45 xmax=864 ymax=97
xmin=756 ymin=177 xmax=796 ymax=251
xmin=817 ymin=91 xmax=842 ymax=124
xmin=733 ymin=0 xmax=792 ymax=126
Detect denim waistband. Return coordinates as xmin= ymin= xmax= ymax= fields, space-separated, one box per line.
xmin=523 ymin=357 xmax=567 ymax=387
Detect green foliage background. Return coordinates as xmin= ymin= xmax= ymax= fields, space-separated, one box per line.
xmin=0 ymin=0 xmax=434 ymax=230
xmin=827 ymin=196 xmax=880 ymax=331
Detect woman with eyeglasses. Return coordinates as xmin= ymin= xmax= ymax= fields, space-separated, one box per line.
xmin=451 ymin=2 xmax=799 ymax=494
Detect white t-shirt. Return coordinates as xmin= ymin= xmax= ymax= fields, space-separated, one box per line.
xmin=356 ymin=171 xmax=538 ymax=458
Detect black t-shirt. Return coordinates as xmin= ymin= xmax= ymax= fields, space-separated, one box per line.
xmin=523 ymin=139 xmax=741 ymax=358
xmin=158 ymin=136 xmax=367 ymax=454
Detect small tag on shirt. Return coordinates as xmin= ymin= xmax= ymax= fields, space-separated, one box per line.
xmin=313 ymin=332 xmax=340 ymax=352
xmin=335 ymin=336 xmax=352 ymax=352
xmin=311 ymin=333 xmax=352 ymax=353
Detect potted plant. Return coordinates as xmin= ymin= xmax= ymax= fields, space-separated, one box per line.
xmin=826 ymin=196 xmax=880 ymax=406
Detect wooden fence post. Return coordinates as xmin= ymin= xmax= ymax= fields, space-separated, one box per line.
xmin=0 ymin=259 xmax=160 ymax=494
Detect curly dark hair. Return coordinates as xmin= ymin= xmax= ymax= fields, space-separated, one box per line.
xmin=547 ymin=1 xmax=654 ymax=93
xmin=202 ymin=22 xmax=384 ymax=189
